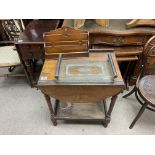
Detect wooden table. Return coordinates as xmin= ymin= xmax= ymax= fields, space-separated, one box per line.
xmin=15 ymin=19 xmax=61 ymax=87
xmin=37 ymin=52 xmax=124 ymax=127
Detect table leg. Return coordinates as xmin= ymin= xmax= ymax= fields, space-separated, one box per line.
xmin=20 ymin=60 xmax=32 ymax=87
xmin=123 ymin=61 xmax=131 ymax=90
xmin=54 ymin=99 xmax=60 ymax=115
xmin=25 ymin=60 xmax=35 ymax=87
xmin=15 ymin=48 xmax=33 ymax=87
xmin=103 ymin=100 xmax=107 ymax=116
xmin=104 ymin=95 xmax=118 ymax=127
xmin=43 ymin=93 xmax=57 ymax=126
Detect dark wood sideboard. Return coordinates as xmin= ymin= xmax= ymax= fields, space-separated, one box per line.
xmin=15 ymin=19 xmax=62 ymax=86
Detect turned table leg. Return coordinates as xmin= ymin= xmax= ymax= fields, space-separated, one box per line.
xmin=43 ymin=93 xmax=57 ymax=126
xmin=104 ymin=95 xmax=118 ymax=127
xmin=103 ymin=100 xmax=107 ymax=116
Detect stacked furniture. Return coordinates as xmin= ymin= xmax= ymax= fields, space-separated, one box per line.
xmin=63 ymin=19 xmax=155 ymax=86
xmin=15 ymin=19 xmax=61 ymax=86
xmin=0 ymin=20 xmax=25 ymax=77
xmin=37 ymin=27 xmax=124 ymax=127
xmin=123 ymin=35 xmax=155 ymax=129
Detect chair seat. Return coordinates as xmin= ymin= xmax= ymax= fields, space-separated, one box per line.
xmin=0 ymin=46 xmax=21 ymax=67
xmin=139 ymin=75 xmax=155 ymax=106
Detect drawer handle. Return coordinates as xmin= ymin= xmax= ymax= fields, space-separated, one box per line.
xmin=113 ymin=37 xmax=124 ymax=45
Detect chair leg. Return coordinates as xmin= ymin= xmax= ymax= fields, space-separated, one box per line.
xmin=129 ymin=102 xmax=148 ymax=129
xmin=123 ymin=86 xmax=137 ymax=98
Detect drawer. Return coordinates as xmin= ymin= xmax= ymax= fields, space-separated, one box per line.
xmin=92 ymin=45 xmax=143 ymax=56
xmin=92 ymin=35 xmax=144 ymax=46
xmin=18 ymin=44 xmax=45 ymax=60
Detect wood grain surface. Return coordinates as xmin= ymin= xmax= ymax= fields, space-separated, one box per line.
xmin=38 ymin=52 xmax=124 ymax=103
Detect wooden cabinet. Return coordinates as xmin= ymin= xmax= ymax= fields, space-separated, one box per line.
xmin=16 ymin=19 xmax=60 ymax=86
xmin=17 ymin=44 xmax=44 ymax=60
xmin=90 ymin=34 xmax=145 ymax=46
xmin=67 ymin=19 xmax=155 ymax=85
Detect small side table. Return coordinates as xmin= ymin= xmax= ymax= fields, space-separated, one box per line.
xmin=37 ymin=52 xmax=124 ymax=127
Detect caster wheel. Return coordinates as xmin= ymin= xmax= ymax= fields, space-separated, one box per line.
xmin=8 ymin=66 xmax=15 ymax=72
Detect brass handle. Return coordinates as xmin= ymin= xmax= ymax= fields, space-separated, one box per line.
xmin=55 ymin=54 xmax=62 ymax=80
xmin=108 ymin=53 xmax=117 ymax=78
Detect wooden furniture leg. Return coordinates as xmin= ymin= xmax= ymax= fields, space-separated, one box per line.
xmin=104 ymin=95 xmax=118 ymax=127
xmin=30 ymin=59 xmax=37 ymax=85
xmin=32 ymin=59 xmax=38 ymax=73
xmin=124 ymin=60 xmax=137 ymax=91
xmin=123 ymin=61 xmax=131 ymax=90
xmin=43 ymin=93 xmax=57 ymax=126
xmin=25 ymin=60 xmax=35 ymax=87
xmin=123 ymin=86 xmax=137 ymax=98
xmin=103 ymin=100 xmax=107 ymax=116
xmin=54 ymin=99 xmax=60 ymax=115
xmin=129 ymin=102 xmax=148 ymax=129
xmin=15 ymin=44 xmax=33 ymax=87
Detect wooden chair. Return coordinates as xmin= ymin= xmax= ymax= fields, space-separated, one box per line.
xmin=0 ymin=19 xmax=24 ymax=41
xmin=0 ymin=20 xmax=25 ymax=77
xmin=123 ymin=35 xmax=155 ymax=129
xmin=43 ymin=26 xmax=89 ymax=59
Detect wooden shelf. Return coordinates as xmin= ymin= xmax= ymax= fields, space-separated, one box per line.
xmin=55 ymin=102 xmax=105 ymax=120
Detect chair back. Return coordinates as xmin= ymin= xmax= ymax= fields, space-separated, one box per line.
xmin=43 ymin=26 xmax=89 ymax=58
xmin=142 ymin=35 xmax=155 ymax=75
xmin=0 ymin=20 xmax=25 ymax=41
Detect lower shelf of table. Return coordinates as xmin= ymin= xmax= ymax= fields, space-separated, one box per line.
xmin=55 ymin=102 xmax=106 ymax=120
